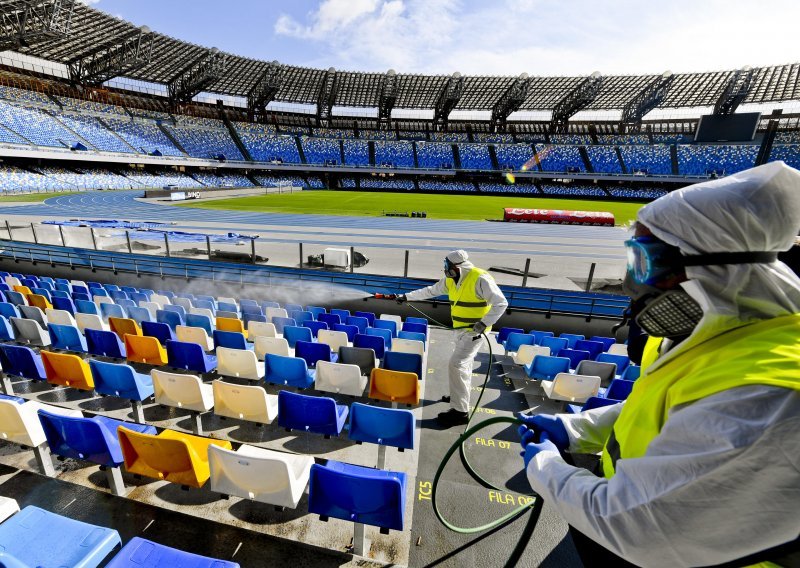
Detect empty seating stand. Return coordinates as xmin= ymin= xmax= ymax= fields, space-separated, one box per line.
xmin=208 ymin=444 xmax=313 ymax=509
xmin=37 ymin=409 xmax=156 ymax=495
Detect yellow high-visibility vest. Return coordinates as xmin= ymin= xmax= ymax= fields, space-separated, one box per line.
xmin=445 ymin=267 xmax=493 ymax=330
xmin=639 ymin=335 xmax=663 ymax=372
xmin=602 ymin=313 xmax=800 ymax=477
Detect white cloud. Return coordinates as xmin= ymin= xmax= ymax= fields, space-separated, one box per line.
xmin=77 ymin=0 xmax=101 ymax=5
xmin=275 ymin=0 xmax=800 ymax=76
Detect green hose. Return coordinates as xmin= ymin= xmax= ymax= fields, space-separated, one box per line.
xmin=403 ymin=302 xmax=542 ymax=565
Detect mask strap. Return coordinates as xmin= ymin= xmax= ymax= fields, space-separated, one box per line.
xmin=680 ymin=251 xmax=778 ymax=267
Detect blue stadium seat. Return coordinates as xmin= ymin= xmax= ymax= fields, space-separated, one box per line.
xmin=529 ymin=330 xmax=554 ymax=345
xmin=398 ymin=330 xmax=426 ymax=345
xmin=354 ymin=311 xmax=376 ymax=326
xmin=373 ymin=319 xmax=397 ymax=338
xmin=603 ymin=379 xmax=635 ymax=401
xmin=541 ymin=336 xmax=569 ymax=357
xmin=0 ymin=302 xmax=20 ymax=320
xmin=284 ymin=303 xmax=303 ymax=314
xmin=127 ymin=306 xmax=153 ymax=327
xmin=354 ymin=333 xmax=386 ymax=359
xmin=260 ymin=300 xmax=280 ymax=310
xmin=272 ymin=316 xmax=296 ymax=335
xmin=575 ymin=339 xmax=604 ymax=360
xmin=383 ymin=350 xmax=423 ymax=379
xmin=38 ymin=409 xmax=156 ymax=467
xmin=405 ymin=316 xmax=428 ymax=327
xmin=243 ymin=312 xmax=267 ymax=327
xmin=306 ymin=306 xmax=327 ymax=320
xmin=525 ymin=355 xmax=571 ymax=381
xmin=590 ymin=336 xmax=616 ymax=351
xmin=290 ymin=310 xmax=314 ymax=323
xmin=109 ymin=290 xmax=129 ymax=303
xmin=265 ymin=354 xmax=315 ymax=388
xmin=100 ymin=302 xmax=126 ymax=322
xmin=193 ymin=299 xmax=216 ymax=314
xmin=185 ymin=313 xmax=213 ymax=335
xmin=0 ymin=344 xmax=46 ymax=380
xmin=241 ymin=303 xmax=262 ymax=316
xmin=346 ymin=316 xmax=369 ymax=335
xmin=86 ymin=328 xmax=126 ymax=358
xmin=89 ymin=359 xmax=155 ymax=401
xmin=566 ymin=396 xmax=619 ymax=414
xmin=366 ymin=327 xmax=392 ymax=350
xmin=0 ymin=315 xmax=13 ymax=341
xmin=401 ymin=322 xmax=427 ymax=337
xmin=75 ymin=299 xmax=99 ymax=315
xmin=349 ymin=402 xmax=415 ymax=450
xmin=308 ymin=460 xmax=406 ymax=531
xmin=301 ymin=320 xmax=328 ymax=338
xmin=277 ymin=390 xmax=348 ymax=437
xmin=141 ymin=320 xmax=175 ymax=345
xmin=48 ymin=323 xmax=87 ymax=352
xmin=157 ymin=290 xmax=175 ymax=299
xmin=597 ymin=352 xmax=631 ymax=373
xmin=559 ymin=333 xmax=585 ymax=349
xmin=283 ymin=325 xmax=313 ymax=349
xmin=212 ymin=330 xmax=249 ymax=350
xmin=217 ymin=301 xmax=238 ymax=315
xmin=333 ymin=323 xmax=358 ymax=343
xmin=164 ymin=304 xmax=187 ymax=321
xmin=559 ymin=348 xmax=591 ymax=370
xmin=318 ymin=313 xmax=341 ymax=328
xmin=156 ymin=309 xmax=183 ymax=330
xmin=31 ymin=288 xmax=52 ymax=302
xmin=0 ymin=506 xmax=121 ymax=567
xmin=106 ymin=537 xmax=240 ymax=568
xmin=4 ymin=291 xmax=25 ymax=307
xmin=622 ymin=364 xmax=641 ymax=381
xmin=295 ymin=340 xmax=336 ymax=368
xmin=330 ymin=308 xmax=350 ymax=321
xmin=117 ymin=299 xmax=136 ymax=310
xmin=129 ymin=292 xmax=147 ymax=305
xmin=121 ymin=286 xmax=138 ymax=296
xmin=166 ymin=340 xmax=217 ymax=373
xmin=504 ymin=332 xmax=534 ymax=353
xmin=497 ymin=327 xmax=523 ymax=345
xmin=72 ymin=292 xmax=90 ymax=302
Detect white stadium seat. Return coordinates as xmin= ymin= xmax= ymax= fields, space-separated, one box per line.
xmin=151 ymin=369 xmax=213 ymax=413
xmin=216 ymin=347 xmax=264 ymax=381
xmin=315 ymin=360 xmax=367 ymax=396
xmin=212 ymin=380 xmax=278 ymax=424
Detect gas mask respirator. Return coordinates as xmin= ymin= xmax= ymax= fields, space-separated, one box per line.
xmin=623 ymin=235 xmax=777 ymax=339
xmin=444 ymin=258 xmax=460 ymax=280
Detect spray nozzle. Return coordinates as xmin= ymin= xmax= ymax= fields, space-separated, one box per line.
xmin=372 ymin=293 xmax=397 ymax=300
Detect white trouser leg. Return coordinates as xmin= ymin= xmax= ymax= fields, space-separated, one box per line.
xmin=448 ymin=329 xmax=482 ymax=413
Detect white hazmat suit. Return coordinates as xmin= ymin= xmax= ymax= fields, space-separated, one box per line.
xmin=526 ymin=161 xmax=800 ymax=567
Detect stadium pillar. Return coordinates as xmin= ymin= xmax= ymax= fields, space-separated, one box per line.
xmin=164 ymin=234 xmax=171 ymax=257
xmin=350 ymin=246 xmax=354 ymax=273
xmin=90 ymin=228 xmax=98 ymax=250
xmin=206 ymin=235 xmax=212 ymax=259
xmin=58 ymin=225 xmax=66 ymax=247
xmin=5 ymin=220 xmax=12 ymax=240
xmin=30 ymin=223 xmax=38 ymax=244
xmin=251 ymin=239 xmax=257 ymax=264
xmin=522 ymin=258 xmax=531 ymax=287
xmin=404 ymin=250 xmax=409 ymax=277
xmin=299 ymin=243 xmax=304 ymax=268
xmin=126 ymin=231 xmax=132 ymax=254
xmin=585 ymin=263 xmax=596 ymax=292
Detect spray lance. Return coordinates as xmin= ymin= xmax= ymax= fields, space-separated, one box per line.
xmin=371 ymin=293 xmax=545 ymax=567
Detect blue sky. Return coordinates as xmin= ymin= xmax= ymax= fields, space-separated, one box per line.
xmin=84 ymin=0 xmax=800 ymax=76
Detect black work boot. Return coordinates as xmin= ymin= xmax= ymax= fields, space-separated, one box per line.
xmin=437 ymin=409 xmax=469 ymax=427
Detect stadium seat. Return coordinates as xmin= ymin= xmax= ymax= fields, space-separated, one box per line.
xmin=85 ymin=328 xmax=126 ymax=358
xmin=306 ymin=306 xmax=327 ymax=319
xmin=401 ymin=321 xmax=427 ymax=337
xmin=497 ymin=327 xmax=523 ymax=345
xmin=339 ymin=345 xmax=377 ymax=376
xmin=124 ymin=334 xmax=168 ymax=366
xmin=107 ymin=536 xmax=240 ymax=568
xmin=186 ymin=312 xmax=214 ymax=335
xmin=89 ymin=359 xmax=154 ymax=422
xmin=354 ymin=311 xmax=376 ymax=326
xmin=166 ymin=340 xmax=217 ymax=373
xmin=0 ymin=344 xmax=46 ymax=381
xmin=264 ymin=354 xmax=314 ymax=388
xmin=52 ymin=296 xmax=76 ymax=315
xmin=590 ymin=336 xmax=617 ymax=352
xmin=152 ymin=369 xmax=214 ymax=413
xmin=348 ymin=402 xmax=415 ymax=450
xmin=566 ymin=396 xmax=619 ymax=415
xmin=76 ymin=312 xmax=107 ymax=334
xmin=622 ymin=364 xmax=641 ymax=381
xmin=75 ymin=299 xmax=99 ymax=315
xmin=217 ymin=301 xmax=239 ymax=314
xmin=574 ymin=339 xmax=604 ymax=360
xmin=272 ymin=316 xmax=296 ymax=335
xmin=18 ymin=305 xmax=48 ymax=329
xmin=308 ymin=460 xmax=406 ymax=531
xmin=283 ymin=325 xmax=313 ymax=349
xmin=346 ymin=316 xmax=369 ymax=335
xmin=176 ymin=325 xmax=214 ymax=351
xmin=171 ymin=298 xmax=192 ymax=312
xmin=315 ymin=360 xmax=367 ymax=396
xmin=354 ymin=333 xmax=386 ymax=360
xmin=317 ymin=329 xmax=349 ymax=352
xmin=301 ymin=319 xmax=328 ymax=338
xmin=541 ymin=336 xmax=569 ymax=357
xmin=216 ymin=347 xmax=264 ymax=380
xmin=391 ymin=337 xmax=426 ymax=357
xmin=99 ymin=302 xmax=126 ymax=322
xmin=294 ymin=340 xmax=336 ymax=369
xmin=530 ymin=330 xmax=555 ymax=345
xmin=525 ymin=355 xmax=571 ymax=381
xmin=607 ymin=343 xmax=629 ymax=356
xmin=47 ymin=323 xmax=88 ymax=352
xmin=575 ymin=360 xmax=618 ymax=387
xmin=503 ymin=332 xmax=534 ymax=354
xmin=10 ymin=317 xmax=50 ymax=346
xmin=513 ymin=344 xmax=550 ymax=366
xmin=373 ymin=318 xmax=397 ymax=338
xmin=213 ymin=329 xmax=249 ymax=351
xmin=254 ymin=336 xmax=291 ymax=360
xmin=190 ymin=306 xmax=216 ymax=322
xmin=118 ymin=426 xmax=232 ymax=488
xmin=398 ymin=330 xmax=426 ymax=345
xmin=208 ymin=444 xmax=312 ymax=509
xmin=290 ymin=310 xmax=314 ymax=323
xmin=217 ymin=317 xmax=246 ymax=337
xmin=559 ymin=348 xmax=592 ymax=370
xmin=156 ymin=309 xmax=183 ymax=331
xmin=94 ymin=295 xmax=114 ymax=306
xmin=247 ymin=320 xmax=276 ymax=340
xmin=0 ymin=315 xmax=14 ymax=341
xmin=150 ymin=293 xmax=172 ymax=307
xmin=141 ymin=320 xmax=175 ymax=345
xmin=4 ymin=291 xmax=27 ymax=307
xmin=603 ymin=379 xmax=636 ymax=401
xmin=26 ymin=294 xmax=51 ymax=312
xmin=138 ymin=301 xmax=160 ymax=320
xmin=383 ymin=350 xmax=423 ymax=379
xmin=597 ymin=352 xmax=631 ymax=374
xmin=212 ymin=380 xmax=278 ymax=425
xmin=366 ymin=327 xmax=393 ymax=350
xmin=277 ymin=390 xmax=348 ymax=437
xmin=41 ymin=350 xmax=95 ymax=391
xmin=317 ymin=313 xmax=341 ymax=328
xmin=330 ymin=308 xmax=350 ymax=321
xmin=109 ymin=317 xmax=141 ymax=340
xmin=333 ymin=323 xmax=358 ymax=343
xmin=369 ymin=368 xmax=419 ymax=405
xmin=0 ymin=506 xmax=121 ymax=567
xmin=0 ymin=302 xmax=20 ymax=320
xmin=45 ymin=308 xmax=77 ymax=327
xmin=265 ymin=307 xmax=288 ymax=321
xmin=541 ymin=373 xmax=601 ymax=404
xmin=37 ymin=409 xmax=156 ymax=495
xmin=559 ymin=333 xmax=585 ymax=349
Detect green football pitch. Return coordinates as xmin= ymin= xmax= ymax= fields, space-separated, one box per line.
xmin=176 ymin=190 xmax=644 ymax=224
xmin=0 ymin=191 xmax=78 ymax=202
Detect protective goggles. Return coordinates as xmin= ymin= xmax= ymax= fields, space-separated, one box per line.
xmin=625 ymin=235 xmax=779 ymax=285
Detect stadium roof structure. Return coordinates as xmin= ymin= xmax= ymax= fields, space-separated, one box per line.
xmin=2 ymin=1 xmax=799 ymax=117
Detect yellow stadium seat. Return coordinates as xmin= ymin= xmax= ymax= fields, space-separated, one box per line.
xmin=109 ymin=317 xmax=141 ymax=340
xmin=117 ymin=426 xmax=232 ymax=488
xmin=41 ymin=350 xmax=95 ymax=391
xmin=12 ymin=285 xmax=32 ymax=296
xmin=124 ymin=334 xmax=167 ymax=365
xmin=216 ymin=317 xmax=247 ymax=338
xmin=368 ymin=368 xmax=420 ymax=405
xmin=26 ymin=294 xmax=52 ymax=311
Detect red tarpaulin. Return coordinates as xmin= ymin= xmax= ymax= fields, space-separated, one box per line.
xmin=503 ymin=208 xmax=615 ymax=226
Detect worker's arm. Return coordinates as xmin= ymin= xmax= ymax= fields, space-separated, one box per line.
xmin=405 ymin=278 xmax=448 ymax=302
xmin=557 ymin=403 xmax=624 ymax=454
xmin=526 ymin=386 xmax=800 ymax=568
xmin=475 ymin=275 xmax=508 ymax=327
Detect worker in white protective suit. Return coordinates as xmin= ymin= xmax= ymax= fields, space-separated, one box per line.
xmin=518 ymin=161 xmax=800 ymax=568
xmin=397 ymin=250 xmax=508 ymax=427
